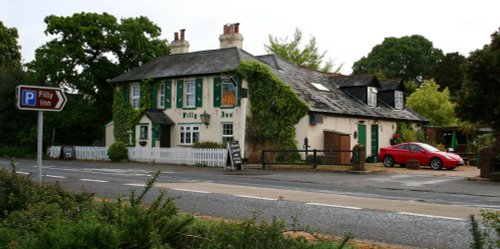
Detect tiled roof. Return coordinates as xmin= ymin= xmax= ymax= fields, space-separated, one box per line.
xmin=261 ymin=55 xmax=426 ymax=122
xmin=332 ymin=74 xmax=380 ymax=88
xmin=111 ymin=48 xmax=426 ymax=122
xmin=379 ymin=79 xmax=404 ymax=91
xmin=110 ymin=47 xmax=258 ymax=83
xmin=144 ymin=110 xmax=175 ymax=125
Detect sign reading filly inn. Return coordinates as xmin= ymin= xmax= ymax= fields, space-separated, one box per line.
xmin=16 ymin=85 xmax=67 ymax=111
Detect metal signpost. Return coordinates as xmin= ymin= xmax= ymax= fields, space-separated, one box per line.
xmin=16 ymin=85 xmax=67 ymax=183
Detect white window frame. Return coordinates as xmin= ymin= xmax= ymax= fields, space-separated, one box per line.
xmin=131 ymin=83 xmax=140 ymax=109
xmin=221 ymin=123 xmax=234 ymax=144
xmin=159 ymin=83 xmax=165 ymax=109
xmin=179 ymin=124 xmax=200 ymax=145
xmin=185 ymin=80 xmax=196 ymax=108
xmin=367 ymin=87 xmax=378 ymax=107
xmin=394 ymin=91 xmax=404 ymax=110
xmin=139 ymin=125 xmax=148 ymax=140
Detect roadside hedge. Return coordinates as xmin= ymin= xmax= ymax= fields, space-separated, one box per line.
xmin=0 ymin=168 xmax=352 ymax=249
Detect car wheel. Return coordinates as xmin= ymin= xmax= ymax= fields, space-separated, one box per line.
xmin=430 ymin=158 xmax=442 ymax=170
xmin=383 ymin=155 xmax=395 ymax=167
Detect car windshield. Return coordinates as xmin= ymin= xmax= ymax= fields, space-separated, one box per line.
xmin=417 ymin=143 xmax=441 ymax=152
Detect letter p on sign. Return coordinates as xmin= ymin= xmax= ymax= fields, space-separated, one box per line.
xmin=22 ymin=90 xmax=36 ymax=106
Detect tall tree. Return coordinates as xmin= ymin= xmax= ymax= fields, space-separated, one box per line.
xmin=457 ymin=27 xmax=500 ymax=130
xmin=352 ymin=35 xmax=444 ymax=81
xmin=431 ymin=52 xmax=466 ymax=99
xmin=0 ymin=21 xmax=37 ymax=148
xmin=406 ymin=79 xmax=457 ymax=126
xmin=265 ymin=28 xmax=342 ymax=73
xmin=26 ymin=12 xmax=169 ymax=145
xmin=0 ymin=21 xmax=21 ymax=69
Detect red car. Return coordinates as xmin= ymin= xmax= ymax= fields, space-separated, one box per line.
xmin=378 ymin=142 xmax=464 ymax=170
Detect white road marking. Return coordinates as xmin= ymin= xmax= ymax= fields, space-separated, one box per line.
xmin=16 ymin=171 xmax=30 ymax=175
xmin=171 ymin=188 xmax=211 ymax=194
xmin=46 ymin=175 xmax=66 ymax=179
xmin=233 ymin=195 xmax=276 ymax=201
xmin=80 ymin=179 xmax=109 ymax=183
xmin=306 ymin=202 xmax=362 ymax=210
xmin=124 ymin=183 xmax=147 ymax=187
xmin=398 ymin=212 xmax=464 ymax=221
xmin=134 ymin=174 xmax=152 ymax=177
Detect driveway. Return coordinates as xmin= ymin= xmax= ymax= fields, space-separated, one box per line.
xmin=364 ymin=163 xmax=481 ymax=178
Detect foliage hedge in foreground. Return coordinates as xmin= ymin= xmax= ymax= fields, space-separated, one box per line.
xmin=0 ymin=168 xmax=352 ymax=249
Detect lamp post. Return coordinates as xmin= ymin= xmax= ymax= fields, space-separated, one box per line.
xmin=200 ymin=111 xmax=210 ymax=127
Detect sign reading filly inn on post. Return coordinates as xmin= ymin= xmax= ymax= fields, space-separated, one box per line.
xmin=16 ymin=85 xmax=67 ymax=111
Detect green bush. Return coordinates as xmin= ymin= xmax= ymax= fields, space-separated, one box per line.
xmin=193 ymin=141 xmax=225 ymax=149
xmin=0 ymin=147 xmax=35 ymax=159
xmin=469 ymin=210 xmax=500 ymax=249
xmin=0 ymin=169 xmax=354 ymax=249
xmin=107 ymin=141 xmax=128 ymax=162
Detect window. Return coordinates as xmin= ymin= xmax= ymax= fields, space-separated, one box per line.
xmin=180 ymin=125 xmax=200 ymax=145
xmin=395 ymin=144 xmax=409 ymax=150
xmin=185 ymin=81 xmax=196 ymax=108
xmin=140 ymin=125 xmax=148 ymax=140
xmin=222 ymin=123 xmax=234 ymax=144
xmin=395 ymin=91 xmax=404 ymax=110
xmin=222 ymin=80 xmax=237 ymax=106
xmin=131 ymin=84 xmax=140 ymax=109
xmin=367 ymin=87 xmax=377 ymax=107
xmin=159 ymin=83 xmax=165 ymax=108
xmin=310 ymin=82 xmax=330 ymax=91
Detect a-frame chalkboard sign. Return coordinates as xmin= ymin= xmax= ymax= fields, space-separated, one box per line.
xmin=226 ymin=141 xmax=243 ymax=170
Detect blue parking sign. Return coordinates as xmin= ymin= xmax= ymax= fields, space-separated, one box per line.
xmin=22 ymin=90 xmax=37 ymax=106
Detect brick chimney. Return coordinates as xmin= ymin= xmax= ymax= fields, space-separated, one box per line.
xmin=219 ymin=23 xmax=243 ymax=49
xmin=171 ymin=29 xmax=190 ymax=54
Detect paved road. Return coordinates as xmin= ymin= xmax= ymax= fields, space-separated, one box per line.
xmin=2 ymin=159 xmax=499 ymax=249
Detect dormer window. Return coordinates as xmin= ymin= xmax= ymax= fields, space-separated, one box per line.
xmin=395 ymin=91 xmax=404 ymax=110
xmin=367 ymin=87 xmax=377 ymax=107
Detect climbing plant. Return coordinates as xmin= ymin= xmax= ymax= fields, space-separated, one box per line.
xmin=112 ymin=86 xmax=131 ymax=143
xmin=236 ymin=61 xmax=309 ymax=149
xmin=112 ymin=79 xmax=155 ymax=143
xmin=128 ymin=79 xmax=154 ymax=128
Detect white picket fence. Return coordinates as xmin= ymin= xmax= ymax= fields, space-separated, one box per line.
xmin=48 ymin=146 xmax=227 ymax=167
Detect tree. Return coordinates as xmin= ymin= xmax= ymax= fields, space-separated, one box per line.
xmin=0 ymin=21 xmax=37 ymax=148
xmin=406 ymin=79 xmax=457 ymax=126
xmin=265 ymin=28 xmax=342 ymax=73
xmin=457 ymin=27 xmax=500 ymax=130
xmin=352 ymin=35 xmax=444 ymax=81
xmin=431 ymin=52 xmax=467 ymax=99
xmin=26 ymin=12 xmax=169 ymax=145
xmin=0 ymin=21 xmax=21 ymax=69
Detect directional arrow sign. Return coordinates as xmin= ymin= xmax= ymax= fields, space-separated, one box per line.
xmin=16 ymin=85 xmax=67 ymax=111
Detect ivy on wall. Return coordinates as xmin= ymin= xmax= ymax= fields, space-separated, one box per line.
xmin=112 ymin=86 xmax=131 ymax=143
xmin=236 ymin=60 xmax=309 ymax=148
xmin=128 ymin=79 xmax=154 ymax=128
xmin=112 ymin=79 xmax=154 ymax=144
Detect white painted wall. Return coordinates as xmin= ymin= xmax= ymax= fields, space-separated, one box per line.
xmin=294 ymin=114 xmax=399 ymax=157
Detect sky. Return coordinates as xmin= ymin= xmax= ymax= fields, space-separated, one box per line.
xmin=1 ymin=0 xmax=499 ymax=74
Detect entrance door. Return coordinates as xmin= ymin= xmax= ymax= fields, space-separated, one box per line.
xmin=160 ymin=125 xmax=171 ymax=147
xmin=371 ymin=125 xmax=379 ymax=161
xmin=358 ymin=123 xmax=366 ymax=158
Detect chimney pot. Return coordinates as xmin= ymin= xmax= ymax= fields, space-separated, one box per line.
xmin=174 ymin=32 xmax=179 ymax=41
xmin=234 ymin=23 xmax=240 ymax=33
xmin=180 ymin=29 xmax=185 ymax=41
